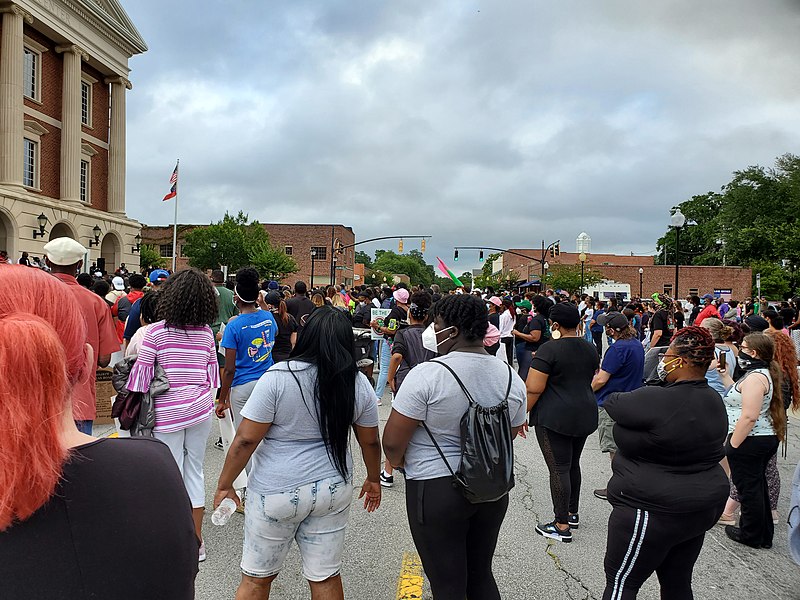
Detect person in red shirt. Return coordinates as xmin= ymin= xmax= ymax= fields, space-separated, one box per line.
xmin=43 ymin=238 xmax=119 ymax=435
xmin=696 ymin=294 xmax=721 ymax=325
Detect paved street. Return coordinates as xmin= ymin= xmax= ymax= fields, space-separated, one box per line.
xmin=180 ymin=400 xmax=800 ymax=600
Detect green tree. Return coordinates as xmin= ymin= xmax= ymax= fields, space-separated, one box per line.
xmin=373 ymin=250 xmax=434 ymax=286
xmin=139 ymin=244 xmax=166 ymax=271
xmin=183 ymin=211 xmax=270 ymax=272
xmin=248 ymin=240 xmax=298 ymax=281
xmin=654 ymin=154 xmax=800 ymax=296
xmin=355 ymin=250 xmax=373 ymax=269
xmin=543 ymin=264 xmax=604 ymax=295
xmin=433 ymin=275 xmax=458 ymax=292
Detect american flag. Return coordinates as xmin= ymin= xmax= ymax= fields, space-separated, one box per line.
xmin=162 ymin=163 xmax=178 ymax=201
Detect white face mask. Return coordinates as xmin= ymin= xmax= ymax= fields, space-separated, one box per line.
xmin=421 ymin=323 xmax=455 ymax=353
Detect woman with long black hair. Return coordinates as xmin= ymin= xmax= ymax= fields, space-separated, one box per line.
xmin=215 ymin=306 xmax=382 ymax=600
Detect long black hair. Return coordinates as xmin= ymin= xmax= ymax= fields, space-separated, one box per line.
xmin=288 ymin=305 xmax=357 ymax=479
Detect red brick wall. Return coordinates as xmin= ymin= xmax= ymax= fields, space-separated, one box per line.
xmin=141 ymin=224 xmax=357 ymax=285
xmin=593 ymin=265 xmax=752 ymax=301
xmin=23 ymin=27 xmax=62 ymax=121
xmin=87 ymin=142 xmax=108 ymax=211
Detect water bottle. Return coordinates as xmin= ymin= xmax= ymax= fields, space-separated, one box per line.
xmin=212 ymin=498 xmax=237 ymax=526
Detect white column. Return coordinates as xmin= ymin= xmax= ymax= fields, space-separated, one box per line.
xmin=0 ymin=6 xmax=32 ymax=186
xmin=56 ymin=44 xmax=87 ymax=203
xmin=106 ymin=76 xmax=131 ymax=214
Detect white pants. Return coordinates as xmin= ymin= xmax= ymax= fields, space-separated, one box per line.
xmin=230 ymin=379 xmax=259 ymax=476
xmin=155 ymin=417 xmax=213 ymax=508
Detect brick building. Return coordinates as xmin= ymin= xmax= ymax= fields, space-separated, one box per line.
xmin=142 ymin=223 xmax=357 ymax=288
xmin=499 ymin=250 xmax=752 ymax=300
xmin=0 ymin=0 xmax=146 ymax=271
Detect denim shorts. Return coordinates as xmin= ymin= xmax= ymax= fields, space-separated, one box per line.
xmin=241 ymin=476 xmax=353 ymax=581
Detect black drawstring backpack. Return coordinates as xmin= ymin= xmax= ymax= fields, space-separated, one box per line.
xmin=422 ymin=360 xmax=515 ymax=504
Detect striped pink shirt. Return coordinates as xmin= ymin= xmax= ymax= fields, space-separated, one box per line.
xmin=127 ymin=320 xmax=220 ymax=433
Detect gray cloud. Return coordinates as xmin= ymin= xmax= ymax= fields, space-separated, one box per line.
xmin=121 ymin=0 xmax=800 ymax=272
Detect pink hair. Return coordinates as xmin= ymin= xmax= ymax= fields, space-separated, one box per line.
xmin=0 ymin=267 xmax=89 ymax=530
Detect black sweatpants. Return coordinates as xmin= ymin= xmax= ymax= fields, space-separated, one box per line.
xmin=516 ymin=342 xmax=532 ymax=381
xmin=535 ymin=426 xmax=588 ymax=523
xmin=602 ymin=505 xmax=721 ymax=600
xmin=727 ymin=434 xmax=780 ymax=547
xmin=406 ymin=477 xmax=509 ymax=600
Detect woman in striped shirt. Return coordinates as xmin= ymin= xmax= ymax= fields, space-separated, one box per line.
xmin=128 ymin=268 xmax=220 ymax=562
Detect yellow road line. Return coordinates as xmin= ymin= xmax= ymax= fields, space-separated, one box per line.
xmin=397 ymin=552 xmax=424 ymax=599
xmin=108 ymin=432 xmax=118 ymax=438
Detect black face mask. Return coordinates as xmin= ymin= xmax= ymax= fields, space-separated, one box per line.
xmin=737 ymin=350 xmax=767 ymax=372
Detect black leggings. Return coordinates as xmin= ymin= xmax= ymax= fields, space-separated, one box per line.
xmin=592 ymin=331 xmax=604 ymax=356
xmin=501 ymin=337 xmax=514 ymax=365
xmin=603 ymin=505 xmax=721 ymax=600
xmin=406 ymin=477 xmax=509 ymax=600
xmin=727 ymin=434 xmax=779 ymax=546
xmin=535 ymin=426 xmax=587 ymax=523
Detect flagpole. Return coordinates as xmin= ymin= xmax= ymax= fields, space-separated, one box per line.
xmin=171 ymin=159 xmax=179 ymax=272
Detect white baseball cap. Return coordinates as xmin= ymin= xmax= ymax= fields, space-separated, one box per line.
xmin=43 ymin=237 xmax=87 ymax=266
xmin=112 ymin=276 xmax=125 ymax=291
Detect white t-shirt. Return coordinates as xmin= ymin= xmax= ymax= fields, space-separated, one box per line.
xmin=241 ymin=361 xmax=379 ymax=494
xmin=392 ymin=352 xmax=527 ymax=480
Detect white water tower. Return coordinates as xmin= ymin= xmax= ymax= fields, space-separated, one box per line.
xmin=576 ymin=232 xmax=591 ymax=254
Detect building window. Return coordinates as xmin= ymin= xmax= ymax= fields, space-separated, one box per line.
xmin=311 ymin=246 xmax=327 ymax=260
xmin=688 ymin=288 xmax=699 ymax=297
xmin=23 ymin=48 xmax=38 ymax=100
xmin=159 ymin=244 xmax=172 ymax=257
xmin=80 ymin=80 xmax=92 ymax=126
xmin=663 ymin=284 xmax=673 ymax=296
xmin=79 ymin=160 xmax=90 ymax=203
xmin=284 ymin=246 xmax=293 ymax=256
xmin=23 ymin=138 xmax=37 ymax=188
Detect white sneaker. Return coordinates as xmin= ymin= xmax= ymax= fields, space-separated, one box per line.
xmin=198 ymin=541 xmax=206 ymax=562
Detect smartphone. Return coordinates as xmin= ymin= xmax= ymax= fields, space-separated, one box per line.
xmin=718 ymin=352 xmax=727 ymax=371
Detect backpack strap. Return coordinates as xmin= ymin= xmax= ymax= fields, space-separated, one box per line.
xmin=420 ymin=359 xmax=514 ymax=478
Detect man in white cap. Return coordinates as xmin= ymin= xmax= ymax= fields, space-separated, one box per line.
xmin=44 ymin=237 xmax=119 ymax=434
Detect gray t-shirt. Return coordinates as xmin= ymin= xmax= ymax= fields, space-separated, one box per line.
xmin=241 ymin=360 xmax=379 ymax=495
xmin=391 ymin=352 xmax=527 ymax=480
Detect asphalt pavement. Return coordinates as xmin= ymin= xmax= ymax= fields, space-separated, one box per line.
xmin=187 ymin=397 xmax=800 ymax=600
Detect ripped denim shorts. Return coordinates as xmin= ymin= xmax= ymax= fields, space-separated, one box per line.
xmin=241 ymin=476 xmax=354 ymax=582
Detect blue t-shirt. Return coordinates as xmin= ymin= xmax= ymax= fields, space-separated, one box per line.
xmin=221 ymin=311 xmax=277 ymax=387
xmin=596 ymin=337 xmax=645 ymax=406
xmin=590 ymin=309 xmax=605 ymax=333
xmin=123 ymin=298 xmax=142 ymax=341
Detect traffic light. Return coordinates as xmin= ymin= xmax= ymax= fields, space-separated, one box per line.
xmin=421 ymin=238 xmax=426 ymax=252
xmin=554 ymin=242 xmax=560 ymax=256
xmin=454 ymin=249 xmax=459 ymax=261
xmin=549 ymin=246 xmax=555 ymax=258
xmin=398 ymin=238 xmax=404 ymax=253
xmin=479 ymin=250 xmax=484 ymax=262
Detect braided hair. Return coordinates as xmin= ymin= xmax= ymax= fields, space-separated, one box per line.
xmin=671 ymin=326 xmax=715 ymax=369
xmin=430 ymin=294 xmax=488 ymax=342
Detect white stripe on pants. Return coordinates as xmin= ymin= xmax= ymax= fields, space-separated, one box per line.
xmin=155 ymin=417 xmax=213 ymax=508
xmin=610 ymin=509 xmax=649 ymax=600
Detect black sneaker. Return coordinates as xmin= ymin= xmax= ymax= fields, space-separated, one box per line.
xmin=568 ymin=514 xmax=579 ymax=529
xmin=214 ymin=437 xmax=224 ymax=451
xmin=379 ymin=470 xmax=394 ymax=488
xmin=593 ymin=488 xmax=608 ymax=501
xmin=535 ymin=521 xmax=572 ymax=543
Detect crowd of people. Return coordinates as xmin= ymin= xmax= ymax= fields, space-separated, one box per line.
xmin=1 ymin=237 xmax=800 ymax=599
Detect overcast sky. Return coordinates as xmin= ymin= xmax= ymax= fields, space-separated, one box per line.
xmin=121 ymin=0 xmax=800 ymax=272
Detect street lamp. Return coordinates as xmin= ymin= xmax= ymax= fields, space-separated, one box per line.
xmin=310 ymin=249 xmax=317 ymax=289
xmin=33 ymin=212 xmax=48 ymax=239
xmin=543 ymin=261 xmax=549 ymax=291
xmin=210 ymin=240 xmax=218 ymax=251
xmin=132 ymin=233 xmax=141 ymax=253
xmin=638 ymin=267 xmax=644 ymax=298
xmin=579 ymin=252 xmax=587 ymax=295
xmin=670 ymin=209 xmax=686 ymax=297
xmin=88 ymin=224 xmax=102 ymax=247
